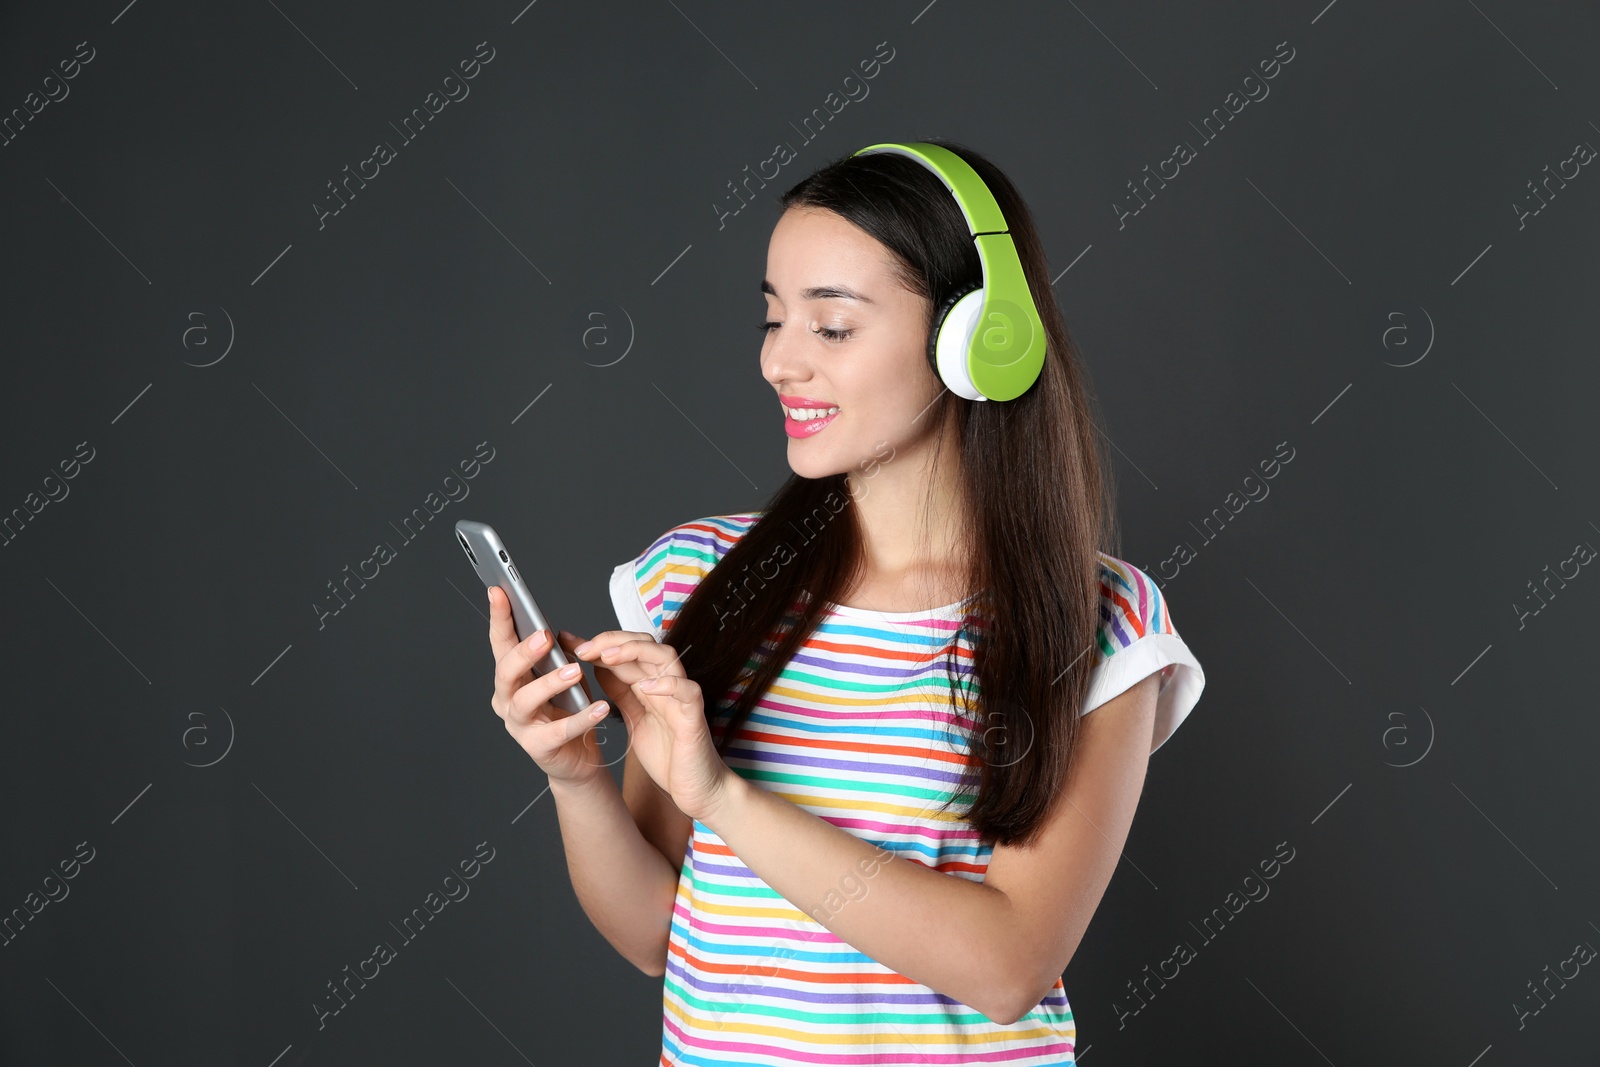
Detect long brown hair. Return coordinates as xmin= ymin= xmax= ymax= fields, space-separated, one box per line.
xmin=665 ymin=139 xmax=1120 ymax=848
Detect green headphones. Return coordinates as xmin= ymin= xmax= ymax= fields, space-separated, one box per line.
xmin=851 ymin=141 xmax=1047 ymax=402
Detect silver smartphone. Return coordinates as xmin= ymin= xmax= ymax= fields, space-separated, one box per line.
xmin=455 ymin=519 xmax=593 ymax=716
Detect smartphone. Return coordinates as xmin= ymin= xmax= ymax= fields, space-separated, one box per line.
xmin=455 ymin=519 xmax=594 ymax=716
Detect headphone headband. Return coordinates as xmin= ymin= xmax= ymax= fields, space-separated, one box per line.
xmin=851 ymin=141 xmax=1047 ymax=402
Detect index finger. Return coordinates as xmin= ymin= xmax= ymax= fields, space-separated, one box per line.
xmin=577 ymin=631 xmax=687 ymax=676
xmin=570 ymin=629 xmax=655 ymax=659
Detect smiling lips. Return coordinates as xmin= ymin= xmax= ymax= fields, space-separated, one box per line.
xmin=779 ymin=395 xmax=841 ymax=439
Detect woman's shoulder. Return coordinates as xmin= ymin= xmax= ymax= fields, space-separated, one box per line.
xmin=608 ymin=512 xmax=764 ymax=639
xmin=1086 ymin=551 xmax=1204 ymax=752
xmin=1093 ymin=551 xmax=1180 ymax=652
xmin=650 ymin=511 xmax=765 ymax=565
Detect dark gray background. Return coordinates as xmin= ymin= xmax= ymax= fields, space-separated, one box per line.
xmin=3 ymin=0 xmax=1597 ymax=1063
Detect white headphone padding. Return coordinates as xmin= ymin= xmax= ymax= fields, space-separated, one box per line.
xmin=934 ymin=288 xmax=988 ymax=402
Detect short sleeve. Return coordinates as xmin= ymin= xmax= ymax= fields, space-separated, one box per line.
xmin=606 ymin=514 xmax=762 ymax=642
xmin=1081 ymin=555 xmax=1205 ymax=755
xmin=609 ymin=556 xmax=661 ymax=640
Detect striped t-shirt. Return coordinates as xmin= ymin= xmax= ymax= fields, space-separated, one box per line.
xmin=607 ymin=512 xmax=1205 ymax=1066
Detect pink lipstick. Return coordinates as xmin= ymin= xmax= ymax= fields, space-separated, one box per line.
xmin=779 ymin=395 xmax=841 ymax=439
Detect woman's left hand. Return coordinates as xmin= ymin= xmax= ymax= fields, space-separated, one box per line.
xmin=569 ymin=630 xmax=742 ymax=823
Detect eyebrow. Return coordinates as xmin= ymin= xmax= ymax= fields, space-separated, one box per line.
xmin=760 ymin=280 xmax=875 ymax=303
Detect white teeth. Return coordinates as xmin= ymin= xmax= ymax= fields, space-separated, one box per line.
xmin=785 ymin=406 xmax=840 ymax=421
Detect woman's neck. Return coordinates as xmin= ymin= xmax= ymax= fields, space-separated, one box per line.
xmin=843 ymin=434 xmax=970 ymax=596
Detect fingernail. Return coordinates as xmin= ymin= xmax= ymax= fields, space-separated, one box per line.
xmin=590 ymin=703 xmax=609 ymax=717
xmin=559 ymin=663 xmax=580 ymax=678
xmin=527 ymin=630 xmax=546 ymax=648
xmin=638 ymin=676 xmax=657 ymax=690
xmin=574 ymin=641 xmax=593 ymax=656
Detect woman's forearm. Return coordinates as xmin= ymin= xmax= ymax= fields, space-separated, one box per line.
xmin=700 ymin=773 xmax=1024 ymax=1023
xmin=548 ymin=771 xmax=678 ymax=976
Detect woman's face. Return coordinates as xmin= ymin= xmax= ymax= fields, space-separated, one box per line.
xmin=759 ymin=205 xmax=944 ymax=480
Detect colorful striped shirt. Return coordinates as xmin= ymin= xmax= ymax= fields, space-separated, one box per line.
xmin=607 ymin=512 xmax=1205 ymax=1066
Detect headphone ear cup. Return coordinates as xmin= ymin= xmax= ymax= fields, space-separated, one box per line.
xmin=928 ymin=283 xmax=981 ymax=374
xmin=928 ymin=283 xmax=988 ymax=401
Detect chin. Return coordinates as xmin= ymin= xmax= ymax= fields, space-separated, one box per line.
xmin=785 ymin=448 xmax=847 ymax=481
xmin=786 ymin=430 xmax=865 ymax=476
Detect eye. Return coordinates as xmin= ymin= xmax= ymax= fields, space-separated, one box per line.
xmin=755 ymin=321 xmax=853 ymax=343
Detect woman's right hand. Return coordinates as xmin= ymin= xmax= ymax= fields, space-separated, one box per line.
xmin=487 ymin=586 xmax=610 ymax=786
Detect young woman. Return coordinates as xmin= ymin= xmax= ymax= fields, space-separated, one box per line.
xmin=486 ymin=139 xmax=1206 ymax=1066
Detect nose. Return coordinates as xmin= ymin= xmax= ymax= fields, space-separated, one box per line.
xmin=759 ymin=327 xmax=810 ymax=391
